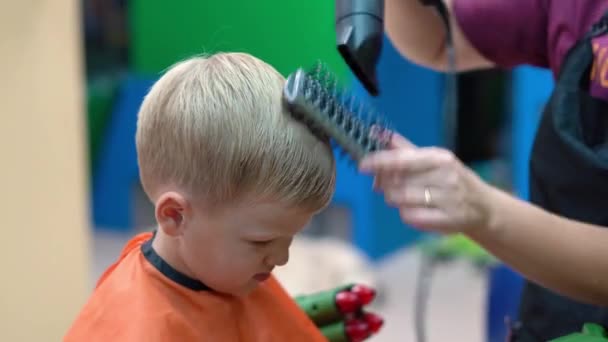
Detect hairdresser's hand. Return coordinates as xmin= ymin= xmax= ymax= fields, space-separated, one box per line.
xmin=358 ymin=133 xmax=494 ymax=235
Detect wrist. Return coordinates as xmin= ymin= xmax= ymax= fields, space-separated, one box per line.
xmin=467 ymin=181 xmax=505 ymax=241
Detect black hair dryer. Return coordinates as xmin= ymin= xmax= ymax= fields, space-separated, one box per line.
xmin=335 ymin=0 xmax=385 ymax=96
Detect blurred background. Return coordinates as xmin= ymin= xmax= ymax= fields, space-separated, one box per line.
xmin=1 ymin=1 xmax=555 ymax=341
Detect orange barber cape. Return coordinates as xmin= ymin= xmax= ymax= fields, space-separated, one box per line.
xmin=64 ymin=232 xmax=327 ymax=342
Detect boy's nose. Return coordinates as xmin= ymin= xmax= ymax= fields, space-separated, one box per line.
xmin=266 ymin=247 xmax=290 ymax=267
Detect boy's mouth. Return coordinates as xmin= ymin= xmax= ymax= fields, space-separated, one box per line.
xmin=253 ymin=273 xmax=271 ymax=282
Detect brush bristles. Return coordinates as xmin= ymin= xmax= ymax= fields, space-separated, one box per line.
xmin=283 ymin=62 xmax=392 ymax=163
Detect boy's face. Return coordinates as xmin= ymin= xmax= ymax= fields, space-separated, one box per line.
xmin=163 ymin=195 xmax=314 ymax=296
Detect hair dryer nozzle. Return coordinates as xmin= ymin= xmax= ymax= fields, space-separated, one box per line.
xmin=336 ymin=0 xmax=384 ymax=96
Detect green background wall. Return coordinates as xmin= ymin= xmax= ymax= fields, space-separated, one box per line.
xmin=129 ymin=0 xmax=348 ymax=80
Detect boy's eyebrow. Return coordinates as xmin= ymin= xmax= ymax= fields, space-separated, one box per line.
xmin=242 ymin=234 xmax=280 ymax=241
xmin=240 ymin=227 xmax=281 ymax=240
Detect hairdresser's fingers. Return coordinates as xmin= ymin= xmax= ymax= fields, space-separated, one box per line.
xmin=374 ymin=167 xmax=446 ymax=192
xmin=369 ymin=127 xmax=412 ymax=149
xmin=398 ymin=207 xmax=452 ymax=233
xmin=388 ymin=132 xmax=416 ymax=149
xmin=383 ymin=185 xmax=445 ymax=208
xmin=359 ymin=147 xmax=454 ymax=174
xmin=373 ymin=171 xmax=405 ymax=193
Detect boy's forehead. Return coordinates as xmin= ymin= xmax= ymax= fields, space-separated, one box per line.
xmin=249 ymin=202 xmax=311 ymax=223
xmin=229 ymin=201 xmax=314 ymax=234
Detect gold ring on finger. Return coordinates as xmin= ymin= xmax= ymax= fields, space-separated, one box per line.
xmin=424 ymin=187 xmax=433 ymax=207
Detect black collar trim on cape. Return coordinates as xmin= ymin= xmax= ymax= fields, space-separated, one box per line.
xmin=141 ymin=231 xmax=211 ymax=291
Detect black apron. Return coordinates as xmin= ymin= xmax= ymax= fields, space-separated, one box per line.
xmin=509 ymin=11 xmax=608 ymax=342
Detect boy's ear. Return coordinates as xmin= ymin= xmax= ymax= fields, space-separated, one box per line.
xmin=155 ymin=192 xmax=190 ymax=237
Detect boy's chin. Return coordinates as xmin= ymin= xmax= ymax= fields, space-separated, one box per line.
xmin=217 ymin=280 xmax=260 ymax=297
xmin=239 ymin=280 xmax=262 ymax=295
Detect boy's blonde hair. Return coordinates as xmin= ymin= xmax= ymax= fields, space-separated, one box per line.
xmin=136 ymin=52 xmax=336 ymax=212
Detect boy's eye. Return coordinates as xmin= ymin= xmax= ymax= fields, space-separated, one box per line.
xmin=250 ymin=240 xmax=273 ymax=246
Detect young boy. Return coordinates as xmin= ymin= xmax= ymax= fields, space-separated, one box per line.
xmin=65 ymin=52 xmax=336 ymax=341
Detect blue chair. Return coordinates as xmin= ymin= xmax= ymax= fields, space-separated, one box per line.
xmin=92 ymin=75 xmax=153 ymax=231
xmin=487 ymin=265 xmax=526 ymax=342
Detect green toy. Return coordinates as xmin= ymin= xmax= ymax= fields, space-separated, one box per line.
xmin=295 ymin=284 xmax=353 ymax=326
xmin=319 ymin=319 xmax=376 ymax=342
xmin=319 ymin=321 xmax=352 ymax=342
xmin=550 ymin=324 xmax=608 ymax=342
xmin=295 ymin=284 xmax=383 ymax=341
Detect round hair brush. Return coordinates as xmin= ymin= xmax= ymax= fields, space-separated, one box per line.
xmin=283 ymin=62 xmax=393 ymax=163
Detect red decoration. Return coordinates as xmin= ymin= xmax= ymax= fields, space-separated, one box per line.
xmin=345 ymin=318 xmax=371 ymax=342
xmin=350 ymin=284 xmax=376 ymax=305
xmin=362 ymin=312 xmax=384 ymax=333
xmin=335 ymin=291 xmax=361 ymax=313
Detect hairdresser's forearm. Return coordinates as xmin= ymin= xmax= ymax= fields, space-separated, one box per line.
xmin=384 ymin=0 xmax=493 ymax=71
xmin=469 ymin=187 xmax=608 ymax=305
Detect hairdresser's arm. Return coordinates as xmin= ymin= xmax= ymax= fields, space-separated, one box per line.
xmin=470 ymin=187 xmax=608 ymax=306
xmin=359 ymin=134 xmax=608 ymax=306
xmin=384 ymin=0 xmax=494 ymax=71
